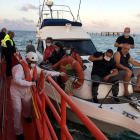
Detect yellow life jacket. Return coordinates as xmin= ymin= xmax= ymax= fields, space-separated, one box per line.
xmin=3 ymin=34 xmax=13 ymax=48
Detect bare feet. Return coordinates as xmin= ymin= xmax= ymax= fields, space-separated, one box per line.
xmin=124 ymin=92 xmax=132 ymax=99
xmin=124 ymin=92 xmax=131 ymax=96
xmin=134 ymin=87 xmax=140 ymax=92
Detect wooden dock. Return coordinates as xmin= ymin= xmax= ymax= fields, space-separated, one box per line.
xmin=101 ymin=32 xmax=123 ymax=36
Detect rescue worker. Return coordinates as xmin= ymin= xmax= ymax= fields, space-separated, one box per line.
xmin=3 ymin=31 xmax=16 ymax=77
xmin=10 ymin=52 xmax=61 ymax=140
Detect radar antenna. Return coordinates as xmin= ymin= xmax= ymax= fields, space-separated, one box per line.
xmin=77 ymin=0 xmax=81 ymax=22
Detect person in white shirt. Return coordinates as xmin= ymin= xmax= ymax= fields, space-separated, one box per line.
xmin=10 ymin=52 xmax=61 ymax=140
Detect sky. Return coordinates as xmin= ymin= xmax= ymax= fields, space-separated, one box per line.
xmin=1 ymin=0 xmax=140 ymax=33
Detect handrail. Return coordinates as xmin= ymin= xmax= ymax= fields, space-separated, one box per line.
xmin=34 ymin=71 xmax=108 ymax=140
xmin=99 ymin=80 xmax=140 ymax=108
xmin=38 ymin=4 xmax=76 ymax=24
xmin=14 ymin=52 xmax=107 ymax=139
xmin=15 ymin=48 xmax=23 ymax=60
xmin=42 ymin=67 xmax=140 ymax=108
xmin=0 ymin=61 xmax=8 ymax=140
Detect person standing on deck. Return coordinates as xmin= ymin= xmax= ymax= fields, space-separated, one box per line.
xmin=0 ymin=28 xmax=6 ymax=46
xmin=10 ymin=52 xmax=62 ymax=140
xmin=2 ymin=31 xmax=16 ymax=77
xmin=26 ymin=40 xmax=36 ymax=53
xmin=88 ymin=49 xmax=120 ymax=103
xmin=114 ymin=27 xmax=134 ymax=51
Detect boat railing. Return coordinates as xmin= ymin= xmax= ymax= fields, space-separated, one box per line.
xmin=31 ymin=70 xmax=108 ymax=140
xmin=38 ymin=4 xmax=76 ymax=26
xmin=40 ymin=67 xmax=140 ymax=108
xmin=0 ymin=57 xmax=8 ymax=140
xmin=99 ymin=80 xmax=140 ymax=108
xmin=65 ymin=74 xmax=140 ymax=108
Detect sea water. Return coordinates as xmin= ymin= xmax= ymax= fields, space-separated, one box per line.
xmin=13 ymin=30 xmax=140 ymax=140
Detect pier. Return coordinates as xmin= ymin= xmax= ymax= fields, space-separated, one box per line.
xmin=101 ymin=32 xmax=123 ymax=36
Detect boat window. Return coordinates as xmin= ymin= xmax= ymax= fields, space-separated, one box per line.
xmin=53 ymin=40 xmax=96 ymax=56
xmin=37 ymin=40 xmax=44 ymax=54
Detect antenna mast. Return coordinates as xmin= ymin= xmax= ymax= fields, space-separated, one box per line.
xmin=77 ymin=0 xmax=81 ymax=22
xmin=62 ymin=0 xmax=63 ymax=19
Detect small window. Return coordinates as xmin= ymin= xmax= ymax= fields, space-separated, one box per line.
xmin=37 ymin=40 xmax=44 ymax=54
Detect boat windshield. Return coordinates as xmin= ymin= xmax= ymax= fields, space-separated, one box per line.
xmin=54 ymin=40 xmax=97 ymax=56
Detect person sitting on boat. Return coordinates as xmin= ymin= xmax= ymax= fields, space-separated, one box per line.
xmin=114 ymin=27 xmax=134 ymax=51
xmin=88 ymin=49 xmax=120 ymax=103
xmin=47 ymin=44 xmax=83 ymax=73
xmin=40 ymin=37 xmax=54 ymax=66
xmin=26 ymin=40 xmax=36 ymax=53
xmin=10 ymin=52 xmax=61 ymax=140
xmin=2 ymin=31 xmax=17 ymax=77
xmin=44 ymin=41 xmax=65 ymax=69
xmin=114 ymin=43 xmax=140 ymax=99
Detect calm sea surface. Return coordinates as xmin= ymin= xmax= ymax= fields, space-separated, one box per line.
xmin=13 ymin=30 xmax=140 ymax=140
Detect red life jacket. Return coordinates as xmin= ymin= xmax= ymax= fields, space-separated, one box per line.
xmin=19 ymin=60 xmax=37 ymax=82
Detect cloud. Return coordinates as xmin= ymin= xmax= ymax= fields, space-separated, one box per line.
xmin=16 ymin=3 xmax=38 ymax=11
xmin=0 ymin=18 xmax=36 ymax=31
xmin=22 ymin=17 xmax=34 ymax=23
xmin=83 ymin=20 xmax=109 ymax=29
xmin=91 ymin=20 xmax=109 ymax=28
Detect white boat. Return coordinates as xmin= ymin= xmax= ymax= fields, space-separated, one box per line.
xmin=36 ymin=1 xmax=140 ymax=135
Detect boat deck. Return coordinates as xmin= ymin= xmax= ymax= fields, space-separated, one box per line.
xmin=0 ymin=63 xmax=39 ymax=140
xmin=98 ymin=91 xmax=140 ymax=104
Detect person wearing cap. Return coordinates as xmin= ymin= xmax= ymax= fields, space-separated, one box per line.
xmin=40 ymin=37 xmax=54 ymax=66
xmin=10 ymin=52 xmax=62 ymax=140
xmin=26 ymin=40 xmax=36 ymax=53
xmin=47 ymin=44 xmax=83 ymax=71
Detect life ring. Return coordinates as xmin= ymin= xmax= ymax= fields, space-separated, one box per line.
xmin=60 ymin=57 xmax=84 ymax=89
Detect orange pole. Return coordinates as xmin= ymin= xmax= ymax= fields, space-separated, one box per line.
xmin=61 ymin=97 xmax=66 ymax=140
xmin=41 ymin=76 xmax=47 ymax=140
xmin=43 ymin=112 xmax=58 ymax=140
xmin=46 ymin=75 xmax=108 ymax=140
xmin=3 ymin=78 xmax=8 ymax=140
xmin=42 ymin=91 xmax=73 ymax=140
xmin=41 ymin=92 xmax=61 ymax=125
xmin=31 ymin=87 xmax=42 ymax=122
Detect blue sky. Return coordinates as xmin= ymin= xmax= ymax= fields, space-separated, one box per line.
xmin=1 ymin=0 xmax=140 ymax=33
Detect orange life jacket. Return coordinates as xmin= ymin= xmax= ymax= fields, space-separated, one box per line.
xmin=19 ymin=60 xmax=37 ymax=82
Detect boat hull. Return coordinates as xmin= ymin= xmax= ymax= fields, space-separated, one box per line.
xmin=49 ymin=97 xmax=128 ymax=134
xmin=44 ymin=81 xmax=140 ymax=135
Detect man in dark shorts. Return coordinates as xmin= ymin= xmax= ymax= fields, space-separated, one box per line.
xmin=114 ymin=43 xmax=140 ymax=99
xmin=88 ymin=49 xmax=120 ymax=103
xmin=114 ymin=27 xmax=134 ymax=51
